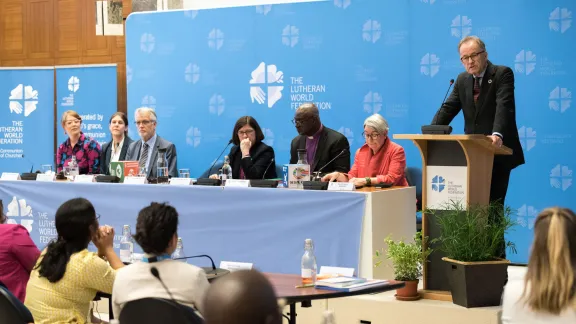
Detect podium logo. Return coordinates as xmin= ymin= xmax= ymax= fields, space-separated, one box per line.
xmin=208 ymin=29 xmax=224 ymax=50
xmin=68 ymin=76 xmax=80 ymax=92
xmin=550 ymin=164 xmax=572 ymax=191
xmin=549 ymin=7 xmax=572 ymax=33
xmin=420 ymin=53 xmax=440 ymax=77
xmin=184 ymin=10 xmax=198 ymax=19
xmin=186 ymin=126 xmax=201 ymax=148
xmin=256 ymin=5 xmax=272 ymax=15
xmin=431 ymin=175 xmax=446 ymax=192
xmin=249 ymin=62 xmax=284 ymax=108
xmin=549 ymin=86 xmax=571 ymax=113
xmin=514 ymin=50 xmax=537 ymax=75
xmin=5 ymin=196 xmax=34 ymax=233
xmin=209 ymin=94 xmax=225 ymax=116
xmin=334 ymin=0 xmax=352 ymax=9
xmin=451 ymin=15 xmax=472 ymax=38
xmin=362 ymin=20 xmax=381 ymax=43
xmin=282 ymin=25 xmax=299 ymax=47
xmin=517 ymin=204 xmax=538 ymax=229
xmin=140 ymin=33 xmax=155 ymax=53
xmin=518 ymin=126 xmax=537 ymax=151
xmin=141 ymin=95 xmax=156 ymax=109
xmin=185 ymin=63 xmax=200 ymax=84
xmin=338 ymin=127 xmax=354 ymax=146
xmin=9 ymin=84 xmax=38 ymax=117
xmin=262 ymin=128 xmax=274 ymax=146
xmin=363 ymin=91 xmax=382 ymax=114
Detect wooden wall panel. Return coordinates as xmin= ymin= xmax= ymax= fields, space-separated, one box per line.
xmin=0 ymin=0 xmax=129 ymax=113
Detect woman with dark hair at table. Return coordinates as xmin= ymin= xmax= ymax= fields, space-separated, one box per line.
xmin=25 ymin=198 xmax=124 ymax=324
xmin=0 ymin=198 xmax=40 ymax=303
xmin=100 ymin=112 xmax=134 ymax=175
xmin=112 ymin=202 xmax=210 ymax=318
xmin=56 ymin=110 xmax=102 ymax=175
xmin=210 ymin=116 xmax=276 ymax=180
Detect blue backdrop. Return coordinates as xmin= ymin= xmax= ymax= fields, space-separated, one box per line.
xmin=125 ymin=0 xmax=576 ymax=264
xmin=56 ymin=65 xmax=118 ymax=147
xmin=0 ymin=67 xmax=55 ymax=173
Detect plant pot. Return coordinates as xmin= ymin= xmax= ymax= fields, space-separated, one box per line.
xmin=442 ymin=257 xmax=509 ymax=308
xmin=395 ymin=279 xmax=420 ymax=300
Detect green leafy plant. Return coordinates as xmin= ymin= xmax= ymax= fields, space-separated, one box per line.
xmin=374 ymin=232 xmax=432 ymax=281
xmin=429 ymin=200 xmax=517 ymax=262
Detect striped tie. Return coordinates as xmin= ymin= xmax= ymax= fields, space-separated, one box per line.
xmin=139 ymin=143 xmax=149 ymax=170
xmin=473 ymin=77 xmax=481 ymax=103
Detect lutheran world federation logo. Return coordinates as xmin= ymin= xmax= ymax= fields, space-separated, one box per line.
xmin=432 ymin=175 xmax=445 ymax=192
xmin=9 ymin=84 xmax=39 ymax=117
xmin=249 ymin=62 xmax=284 ymax=108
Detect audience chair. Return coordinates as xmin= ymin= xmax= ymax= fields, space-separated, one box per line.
xmin=118 ymin=298 xmax=204 ymax=324
xmin=0 ymin=285 xmax=34 ymax=324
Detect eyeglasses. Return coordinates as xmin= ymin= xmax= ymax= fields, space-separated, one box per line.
xmin=238 ymin=129 xmax=255 ymax=136
xmin=65 ymin=119 xmax=81 ymax=126
xmin=362 ymin=132 xmax=381 ymax=140
xmin=135 ymin=120 xmax=153 ymax=126
xmin=96 ymin=213 xmax=101 ymax=220
xmin=291 ymin=118 xmax=308 ymax=125
xmin=460 ymin=50 xmax=485 ymax=63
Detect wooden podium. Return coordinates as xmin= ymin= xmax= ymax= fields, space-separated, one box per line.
xmin=393 ymin=134 xmax=512 ymax=300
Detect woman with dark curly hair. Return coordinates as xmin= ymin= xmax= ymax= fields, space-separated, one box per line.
xmin=112 ymin=202 xmax=210 ymax=318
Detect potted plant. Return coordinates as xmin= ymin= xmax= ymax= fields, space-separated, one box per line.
xmin=430 ymin=200 xmax=517 ymax=308
xmin=374 ymin=232 xmax=432 ymax=300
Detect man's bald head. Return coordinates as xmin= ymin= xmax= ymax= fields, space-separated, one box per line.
xmin=293 ymin=103 xmax=321 ymax=136
xmin=203 ymin=270 xmax=282 ymax=324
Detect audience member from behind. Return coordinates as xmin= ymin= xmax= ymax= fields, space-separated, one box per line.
xmin=25 ymin=198 xmax=124 ymax=324
xmin=501 ymin=207 xmax=576 ymax=323
xmin=0 ymin=198 xmax=40 ymax=303
xmin=203 ymin=270 xmax=282 ymax=324
xmin=112 ymin=202 xmax=210 ymax=318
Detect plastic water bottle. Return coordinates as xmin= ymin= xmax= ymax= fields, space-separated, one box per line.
xmin=172 ymin=237 xmax=186 ymax=262
xmin=156 ymin=148 xmax=169 ymax=184
xmin=219 ymin=155 xmax=233 ymax=185
xmin=119 ymin=225 xmax=133 ymax=263
xmin=295 ymin=149 xmax=311 ymax=189
xmin=301 ymin=238 xmax=317 ymax=285
xmin=68 ymin=156 xmax=79 ymax=178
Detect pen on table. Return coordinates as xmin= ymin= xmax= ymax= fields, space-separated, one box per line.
xmin=295 ymin=283 xmax=315 ymax=288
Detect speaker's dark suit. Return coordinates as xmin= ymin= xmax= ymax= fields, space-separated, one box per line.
xmin=289 ymin=126 xmax=350 ymax=175
xmin=99 ymin=136 xmax=134 ymax=175
xmin=126 ymin=135 xmax=178 ymax=178
xmin=228 ymin=141 xmax=277 ymax=180
xmin=433 ymin=61 xmax=525 ymax=205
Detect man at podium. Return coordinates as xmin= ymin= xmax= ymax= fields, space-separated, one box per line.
xmin=431 ymin=35 xmax=525 ymax=207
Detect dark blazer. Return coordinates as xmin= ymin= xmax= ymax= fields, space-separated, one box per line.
xmin=100 ymin=136 xmax=134 ymax=175
xmin=289 ymin=126 xmax=351 ymax=174
xmin=228 ymin=141 xmax=277 ymax=180
xmin=125 ymin=135 xmax=178 ymax=178
xmin=432 ymin=61 xmax=525 ymax=170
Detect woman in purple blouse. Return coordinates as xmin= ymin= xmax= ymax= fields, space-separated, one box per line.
xmin=56 ymin=110 xmax=102 ymax=175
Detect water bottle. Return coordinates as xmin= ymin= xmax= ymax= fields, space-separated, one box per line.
xmin=119 ymin=225 xmax=133 ymax=263
xmin=68 ymin=155 xmax=79 ymax=178
xmin=322 ymin=310 xmax=336 ymax=324
xmin=219 ymin=155 xmax=233 ymax=185
xmin=172 ymin=237 xmax=186 ymax=262
xmin=156 ymin=148 xmax=169 ymax=184
xmin=295 ymin=149 xmax=310 ymax=189
xmin=301 ymin=238 xmax=317 ymax=285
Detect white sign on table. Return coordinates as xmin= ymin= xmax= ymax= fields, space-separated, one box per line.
xmin=219 ymin=261 xmax=254 ymax=272
xmin=225 ymin=179 xmax=251 ymax=187
xmin=327 ymin=182 xmax=355 ymax=191
xmin=36 ymin=173 xmax=55 ymax=182
xmin=170 ymin=178 xmax=193 ymax=186
xmin=124 ymin=176 xmax=147 ymax=184
xmin=1 ymin=173 xmax=21 ymax=181
xmin=74 ymin=175 xmax=95 ymax=183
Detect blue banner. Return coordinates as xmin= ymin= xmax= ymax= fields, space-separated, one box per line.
xmin=0 ymin=67 xmax=55 ymax=173
xmin=125 ymin=0 xmax=576 ymax=264
xmin=56 ymin=64 xmax=118 ymax=147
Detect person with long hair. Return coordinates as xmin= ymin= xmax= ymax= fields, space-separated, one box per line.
xmin=501 ymin=207 xmax=576 ymax=323
xmin=24 ymin=198 xmax=124 ymax=323
xmin=0 ymin=199 xmax=40 ymax=303
xmin=100 ymin=112 xmax=134 ymax=175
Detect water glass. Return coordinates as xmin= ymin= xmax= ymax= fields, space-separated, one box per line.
xmin=41 ymin=164 xmax=53 ymax=174
xmin=138 ymin=167 xmax=147 ymax=177
xmin=179 ymin=168 xmax=190 ymax=178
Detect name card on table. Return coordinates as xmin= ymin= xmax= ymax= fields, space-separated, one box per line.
xmin=219 ymin=261 xmax=254 ymax=272
xmin=1 ymin=173 xmax=21 ymax=181
xmin=74 ymin=175 xmax=95 ymax=183
xmin=170 ymin=178 xmax=193 ymax=186
xmin=124 ymin=176 xmax=147 ymax=184
xmin=36 ymin=173 xmax=55 ymax=182
xmin=327 ymin=182 xmax=355 ymax=191
xmin=225 ymin=179 xmax=251 ymax=187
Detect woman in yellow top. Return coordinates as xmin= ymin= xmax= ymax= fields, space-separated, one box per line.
xmin=25 ymin=198 xmax=125 ymax=323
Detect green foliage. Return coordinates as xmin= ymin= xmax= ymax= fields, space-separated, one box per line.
xmin=428 ymin=200 xmax=517 ymax=262
xmin=374 ymin=232 xmax=432 ymax=281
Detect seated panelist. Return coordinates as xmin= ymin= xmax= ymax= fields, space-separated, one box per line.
xmin=322 ymin=114 xmax=408 ymax=187
xmin=210 ymin=116 xmax=276 ymax=180
xmin=56 ymin=110 xmax=102 ymax=175
xmin=100 ymin=112 xmax=134 ymax=175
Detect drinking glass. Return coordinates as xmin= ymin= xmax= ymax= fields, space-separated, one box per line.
xmin=179 ymin=168 xmax=190 ymax=178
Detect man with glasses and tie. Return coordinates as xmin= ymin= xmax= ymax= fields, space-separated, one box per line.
xmin=431 ymin=36 xmax=525 ymax=241
xmin=126 ymin=107 xmax=178 ymax=179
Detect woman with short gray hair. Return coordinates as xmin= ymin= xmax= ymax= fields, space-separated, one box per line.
xmin=322 ymin=113 xmax=408 ymax=187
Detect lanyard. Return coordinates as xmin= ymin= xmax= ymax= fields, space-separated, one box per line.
xmin=141 ymin=253 xmax=172 ymax=263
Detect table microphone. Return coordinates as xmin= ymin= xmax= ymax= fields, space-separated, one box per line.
xmin=432 ymin=78 xmax=455 ymax=125
xmin=20 ymin=154 xmax=34 ymax=173
xmin=261 ymin=158 xmax=275 ymax=180
xmin=173 ymin=254 xmax=230 ymax=279
xmin=208 ymin=139 xmax=233 ymax=177
xmin=312 ymin=149 xmax=348 ymax=181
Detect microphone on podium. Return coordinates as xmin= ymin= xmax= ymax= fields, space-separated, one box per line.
xmin=197 ymin=139 xmax=233 ymax=186
xmin=172 ymin=254 xmax=230 ymax=281
xmin=250 ymin=158 xmax=278 ymax=188
xmin=312 ymin=149 xmax=348 ymax=181
xmin=303 ymin=149 xmax=349 ymax=190
xmin=425 ymin=78 xmax=454 ymax=135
